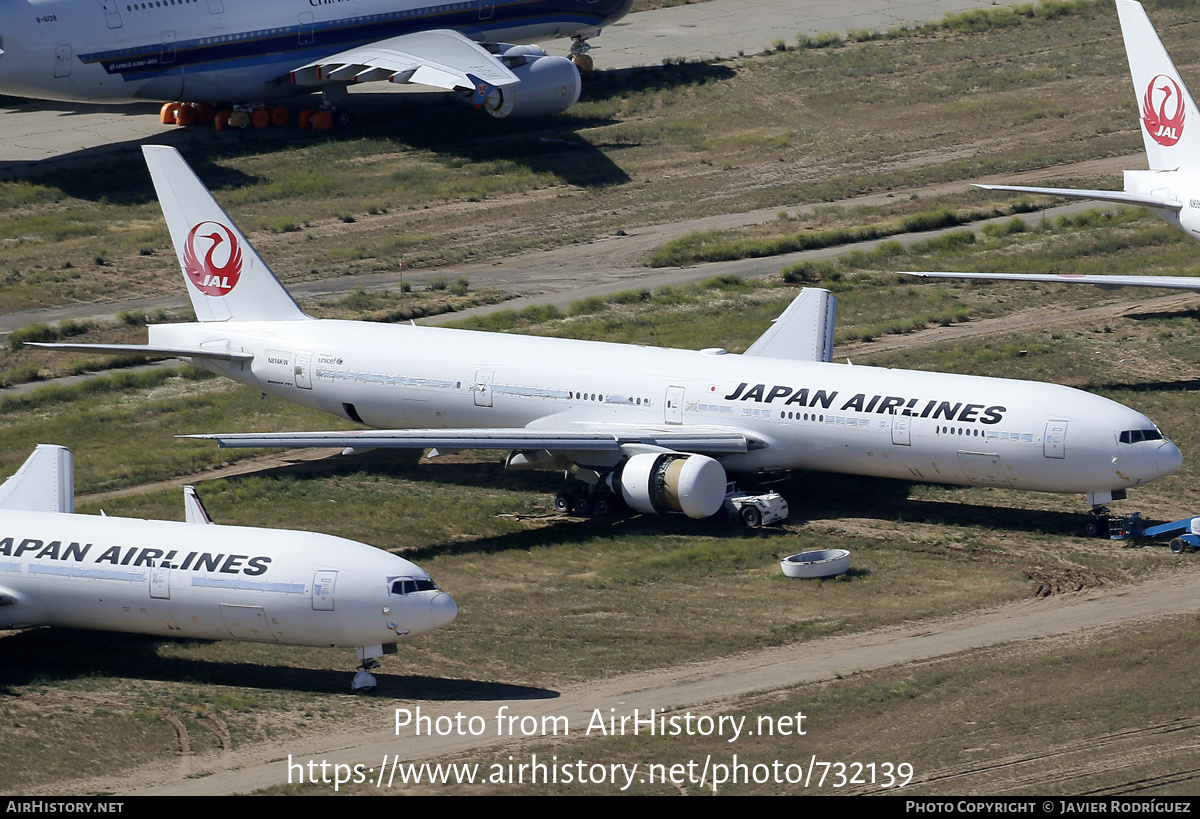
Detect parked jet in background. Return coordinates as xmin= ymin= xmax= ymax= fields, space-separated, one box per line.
xmin=905 ymin=270 xmax=1200 ymax=291
xmin=33 ymin=146 xmax=1183 ymax=529
xmin=0 ymin=0 xmax=633 ymax=117
xmin=977 ymin=1 xmax=1200 ymax=241
xmin=0 ymin=445 xmax=457 ymax=691
xmin=909 ymin=2 xmax=1200 ymax=293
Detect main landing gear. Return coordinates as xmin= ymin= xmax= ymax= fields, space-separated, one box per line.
xmin=160 ymin=99 xmax=353 ymax=131
xmin=569 ymin=34 xmax=595 ymax=72
xmin=554 ymin=486 xmax=622 ymax=517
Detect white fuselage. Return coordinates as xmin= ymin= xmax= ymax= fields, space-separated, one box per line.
xmin=1125 ymin=169 xmax=1200 ymax=240
xmin=151 ymin=318 xmax=1182 ymax=496
xmin=0 ymin=0 xmax=633 ymax=103
xmin=0 ymin=509 xmax=456 ymax=648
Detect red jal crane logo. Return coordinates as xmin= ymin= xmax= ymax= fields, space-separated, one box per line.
xmin=183 ymin=221 xmax=243 ymax=295
xmin=1143 ymin=74 xmax=1185 ymax=147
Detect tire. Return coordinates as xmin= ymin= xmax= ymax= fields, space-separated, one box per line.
xmin=335 ymin=109 xmax=352 ymax=128
xmin=572 ymin=496 xmax=592 ymax=516
xmin=1084 ymin=519 xmax=1103 ymax=537
xmin=554 ymin=493 xmax=571 ymax=514
xmin=593 ymin=497 xmax=611 ymax=516
xmin=741 ymin=506 xmax=762 ymax=528
xmin=1170 ymin=537 xmax=1187 ymax=554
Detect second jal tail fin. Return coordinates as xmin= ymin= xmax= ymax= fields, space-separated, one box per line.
xmin=143 ymin=145 xmax=308 ymax=323
xmin=1118 ymin=0 xmax=1200 ymax=171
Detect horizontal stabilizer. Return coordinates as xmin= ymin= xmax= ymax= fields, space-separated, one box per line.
xmin=744 ymin=288 xmax=837 ymax=362
xmin=181 ymin=428 xmax=756 ymax=454
xmin=0 ymin=445 xmax=74 ymax=513
xmin=27 ymin=342 xmax=254 ymax=361
xmin=973 ymin=184 xmax=1180 ymax=210
xmin=905 ymin=270 xmax=1200 ymax=291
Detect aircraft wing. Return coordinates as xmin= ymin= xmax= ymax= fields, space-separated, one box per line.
xmin=289 ymin=29 xmax=519 ymax=93
xmin=181 ymin=427 xmax=760 ymax=455
xmin=26 ymin=342 xmax=254 ymax=361
xmin=973 ymin=184 xmax=1181 ymax=211
xmin=905 ymin=271 xmax=1200 ymax=291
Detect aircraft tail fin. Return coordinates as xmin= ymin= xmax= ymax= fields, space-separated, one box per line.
xmin=743 ymin=288 xmax=837 ymax=362
xmin=0 ymin=445 xmax=75 ymax=514
xmin=1118 ymin=0 xmax=1200 ymax=171
xmin=183 ymin=486 xmax=215 ymax=524
xmin=142 ymin=145 xmax=308 ymax=323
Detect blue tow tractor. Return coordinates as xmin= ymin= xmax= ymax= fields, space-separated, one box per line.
xmin=1107 ymin=513 xmax=1200 ymax=553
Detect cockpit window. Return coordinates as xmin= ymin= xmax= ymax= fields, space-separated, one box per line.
xmin=1119 ymin=429 xmax=1165 ymax=445
xmin=389 ymin=577 xmax=439 ymax=595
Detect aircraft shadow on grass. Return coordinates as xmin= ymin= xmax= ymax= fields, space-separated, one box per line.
xmin=0 ymin=627 xmax=556 ymax=700
xmin=5 ymin=60 xmax=737 ymax=196
xmin=193 ymin=450 xmax=1105 ymax=555
xmin=762 ymin=471 xmax=1100 ymax=536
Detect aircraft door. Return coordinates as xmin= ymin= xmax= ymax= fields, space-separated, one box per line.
xmin=99 ymin=0 xmax=123 ymax=29
xmin=478 ymin=0 xmax=494 ymax=19
xmin=1044 ymin=421 xmax=1067 ymax=459
xmin=294 ymin=352 xmax=313 ymax=389
xmin=161 ymin=31 xmax=176 ymax=65
xmin=473 ymin=370 xmax=494 ymax=407
xmin=665 ymin=387 xmax=684 ymax=424
xmin=299 ymin=13 xmax=315 ymax=45
xmin=890 ymin=412 xmax=911 ymax=446
xmin=150 ymin=566 xmax=170 ymax=600
xmin=54 ymin=46 xmax=72 ymax=79
xmin=207 ymin=0 xmax=224 ymax=13
xmin=312 ymin=571 xmax=337 ymax=611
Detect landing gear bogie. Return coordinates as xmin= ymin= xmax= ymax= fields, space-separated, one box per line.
xmin=554 ymin=486 xmax=621 ymax=518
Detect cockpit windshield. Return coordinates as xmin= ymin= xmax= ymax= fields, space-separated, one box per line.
xmin=390 ymin=577 xmax=439 ymax=595
xmin=1119 ymin=429 xmax=1165 ymax=445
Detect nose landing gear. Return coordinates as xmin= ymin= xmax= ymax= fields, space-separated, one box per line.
xmin=353 ymin=657 xmax=381 ymax=692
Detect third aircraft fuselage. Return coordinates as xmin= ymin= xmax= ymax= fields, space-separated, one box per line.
xmin=0 ymin=0 xmax=635 ymax=102
xmin=150 ymin=318 xmax=1182 ymax=496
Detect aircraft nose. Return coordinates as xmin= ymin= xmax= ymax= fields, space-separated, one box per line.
xmin=430 ymin=592 xmax=457 ymax=629
xmin=1157 ymin=440 xmax=1183 ymax=478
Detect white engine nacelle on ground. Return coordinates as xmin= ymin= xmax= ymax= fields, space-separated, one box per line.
xmin=613 ymin=452 xmax=727 ymax=519
xmin=483 ymin=49 xmax=582 ymax=118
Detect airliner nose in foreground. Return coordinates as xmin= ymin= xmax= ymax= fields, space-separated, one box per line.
xmin=1156 ymin=439 xmax=1184 ymax=479
xmin=431 ymin=593 xmax=458 ymax=630
xmin=1117 ymin=423 xmax=1183 ymax=485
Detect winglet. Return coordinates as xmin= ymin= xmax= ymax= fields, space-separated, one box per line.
xmin=142 ymin=145 xmax=308 ymax=323
xmin=1117 ymin=0 xmax=1200 ymax=172
xmin=744 ymin=288 xmax=837 ymax=362
xmin=0 ymin=445 xmax=75 ymax=514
